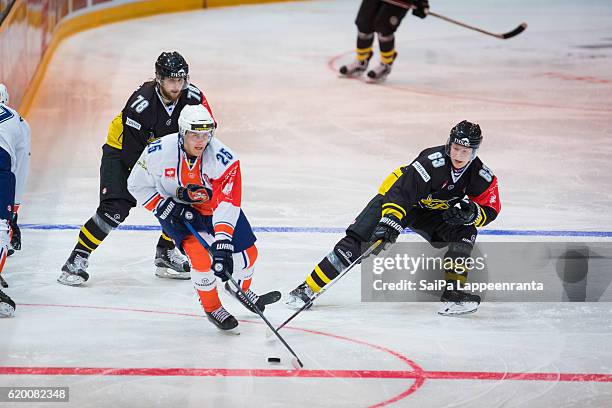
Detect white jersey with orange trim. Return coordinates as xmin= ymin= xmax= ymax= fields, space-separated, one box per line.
xmin=0 ymin=103 xmax=31 ymax=208
xmin=127 ymin=132 xmax=242 ymax=242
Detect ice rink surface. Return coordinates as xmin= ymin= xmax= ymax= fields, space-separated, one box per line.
xmin=1 ymin=0 xmax=612 ymax=406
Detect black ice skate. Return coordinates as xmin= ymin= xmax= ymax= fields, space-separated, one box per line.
xmin=154 ymin=246 xmax=190 ymax=280
xmin=438 ymin=285 xmax=481 ymax=316
xmin=286 ymin=282 xmax=315 ymax=310
xmin=0 ymin=289 xmax=15 ymax=317
xmin=224 ymin=282 xmax=281 ymax=314
xmin=339 ymin=59 xmax=370 ymax=77
xmin=366 ymin=62 xmax=393 ymax=83
xmin=206 ymin=306 xmax=239 ymax=331
xmin=58 ymin=249 xmax=90 ymax=286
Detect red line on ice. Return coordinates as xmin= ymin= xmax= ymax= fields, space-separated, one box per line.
xmin=7 ymin=303 xmax=612 ymax=408
xmin=1 ymin=367 xmax=611 ymax=382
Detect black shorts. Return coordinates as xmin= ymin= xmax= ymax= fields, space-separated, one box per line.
xmin=96 ymin=144 xmax=136 ymax=227
xmin=99 ymin=144 xmax=136 ymax=204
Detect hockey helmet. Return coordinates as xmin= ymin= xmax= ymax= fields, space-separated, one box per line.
xmin=155 ymin=51 xmax=189 ymax=80
xmin=0 ymin=83 xmax=9 ymax=105
xmin=446 ymin=120 xmax=482 ymax=159
xmin=178 ymin=104 xmax=215 ymax=142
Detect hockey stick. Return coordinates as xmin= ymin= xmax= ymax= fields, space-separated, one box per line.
xmin=183 ymin=221 xmax=304 ymax=368
xmin=381 ymin=0 xmax=527 ymax=40
xmin=275 ymin=240 xmax=382 ymax=333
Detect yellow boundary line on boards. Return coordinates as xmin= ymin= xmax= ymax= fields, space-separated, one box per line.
xmin=18 ymin=0 xmax=303 ymax=116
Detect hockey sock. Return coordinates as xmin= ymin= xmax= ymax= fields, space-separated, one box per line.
xmin=230 ymin=245 xmax=258 ymax=291
xmin=74 ymin=214 xmax=112 ymax=255
xmin=306 ymin=254 xmax=343 ymax=293
xmin=443 ymin=243 xmax=473 ymax=285
xmin=157 ymin=232 xmax=175 ymax=249
xmin=378 ymin=33 xmax=397 ymax=65
xmin=356 ymin=31 xmax=374 ymax=62
xmin=191 ymin=269 xmax=221 ymax=312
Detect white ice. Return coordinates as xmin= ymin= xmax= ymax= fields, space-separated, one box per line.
xmin=1 ymin=0 xmax=612 ymax=407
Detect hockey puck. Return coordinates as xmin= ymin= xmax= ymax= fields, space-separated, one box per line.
xmin=267 ymin=357 xmax=281 ymax=364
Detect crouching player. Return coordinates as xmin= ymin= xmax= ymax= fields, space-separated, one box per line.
xmin=128 ymin=105 xmax=279 ymax=331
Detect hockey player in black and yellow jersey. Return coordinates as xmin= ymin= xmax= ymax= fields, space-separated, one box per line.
xmin=58 ymin=52 xmax=215 ymax=286
xmin=287 ymin=120 xmax=501 ymax=315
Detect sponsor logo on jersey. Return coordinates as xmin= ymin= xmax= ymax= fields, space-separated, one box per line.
xmin=166 ymin=119 xmax=172 ymax=126
xmin=420 ymin=195 xmax=451 ymax=210
xmin=412 ymin=161 xmax=431 ymax=182
xmin=164 ymin=168 xmax=176 ymax=178
xmin=125 ymin=117 xmax=141 ymax=130
xmin=490 ymin=194 xmax=497 ymax=204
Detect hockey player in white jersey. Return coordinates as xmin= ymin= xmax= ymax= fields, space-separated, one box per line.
xmin=0 ymin=83 xmax=31 ymax=317
xmin=128 ymin=104 xmax=279 ymax=330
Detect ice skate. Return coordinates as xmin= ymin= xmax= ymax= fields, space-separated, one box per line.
xmin=339 ymin=59 xmax=370 ymax=77
xmin=438 ymin=286 xmax=481 ymax=316
xmin=286 ymin=282 xmax=315 ymax=310
xmin=0 ymin=289 xmax=15 ymax=317
xmin=206 ymin=306 xmax=239 ymax=331
xmin=154 ymin=246 xmax=191 ymax=279
xmin=58 ymin=249 xmax=90 ymax=286
xmin=366 ymin=62 xmax=393 ymax=83
xmin=224 ymin=281 xmax=281 ymax=314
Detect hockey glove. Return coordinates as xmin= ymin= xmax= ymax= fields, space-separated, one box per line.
xmin=176 ymin=184 xmax=212 ymax=204
xmin=411 ymin=0 xmax=429 ymax=19
xmin=8 ymin=212 xmax=20 ymax=255
xmin=442 ymin=197 xmax=480 ymax=225
xmin=155 ymin=198 xmax=197 ymax=227
xmin=370 ymin=214 xmax=404 ymax=254
xmin=211 ymin=240 xmax=234 ymax=281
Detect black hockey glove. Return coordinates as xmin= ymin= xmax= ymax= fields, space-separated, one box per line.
xmin=370 ymin=214 xmax=404 ymax=254
xmin=8 ymin=212 xmax=21 ymax=255
xmin=442 ymin=198 xmax=480 ymax=225
xmin=211 ymin=240 xmax=234 ymax=281
xmin=155 ymin=198 xmax=197 ymax=227
xmin=411 ymin=0 xmax=429 ymax=19
xmin=176 ymin=184 xmax=212 ymax=204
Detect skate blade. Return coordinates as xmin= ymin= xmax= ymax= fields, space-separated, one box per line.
xmin=0 ymin=303 xmax=15 ymax=317
xmin=285 ymin=296 xmax=306 ymax=310
xmin=338 ymin=71 xmax=366 ymax=79
xmin=365 ymin=76 xmax=388 ymax=84
xmin=438 ymin=302 xmax=479 ymax=316
xmin=218 ymin=326 xmax=241 ymax=335
xmin=57 ymin=274 xmax=86 ymax=287
xmin=155 ymin=267 xmax=190 ymax=280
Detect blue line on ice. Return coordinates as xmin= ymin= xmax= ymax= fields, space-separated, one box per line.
xmin=20 ymin=224 xmax=612 ymax=237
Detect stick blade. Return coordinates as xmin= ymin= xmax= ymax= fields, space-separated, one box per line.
xmin=502 ymin=22 xmax=527 ymax=39
xmin=291 ymin=357 xmax=304 ymax=369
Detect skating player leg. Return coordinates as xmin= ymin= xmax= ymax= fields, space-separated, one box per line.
xmin=0 ymin=220 xmax=15 ymax=317
xmin=183 ymin=235 xmax=238 ymax=331
xmin=287 ymin=196 xmax=382 ymax=309
xmin=339 ymin=0 xmax=379 ymax=77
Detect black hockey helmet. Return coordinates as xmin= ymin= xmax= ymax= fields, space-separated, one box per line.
xmin=155 ymin=51 xmax=189 ymax=79
xmin=446 ymin=120 xmax=482 ymax=150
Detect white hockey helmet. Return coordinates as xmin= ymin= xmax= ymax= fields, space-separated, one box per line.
xmin=178 ymin=104 xmax=215 ymax=137
xmin=0 ymin=83 xmax=9 ymax=105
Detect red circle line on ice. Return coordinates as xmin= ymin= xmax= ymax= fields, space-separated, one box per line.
xmin=3 ymin=304 xmax=612 ymax=407
xmin=8 ymin=303 xmax=425 ymax=408
xmin=328 ymin=51 xmax=612 ymax=114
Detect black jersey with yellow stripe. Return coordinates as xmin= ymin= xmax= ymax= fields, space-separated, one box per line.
xmin=105 ymin=80 xmax=207 ymax=171
xmin=378 ymin=145 xmax=501 ymax=227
